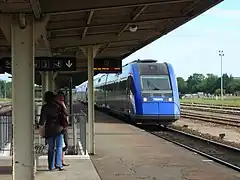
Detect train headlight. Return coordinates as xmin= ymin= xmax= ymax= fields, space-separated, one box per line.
xmin=143 ymin=97 xmax=148 ymax=102
xmin=168 ymin=98 xmax=173 ymax=102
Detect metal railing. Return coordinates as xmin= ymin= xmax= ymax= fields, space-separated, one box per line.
xmin=73 ymin=112 xmax=87 ymax=155
xmin=0 ymin=111 xmax=12 ymax=156
xmin=0 ymin=108 xmax=87 ymax=156
xmin=34 ymin=108 xmax=87 ymax=155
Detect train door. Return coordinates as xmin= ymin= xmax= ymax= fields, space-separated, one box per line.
xmin=114 ymin=73 xmax=121 ymax=112
xmin=103 ymin=75 xmax=108 ymax=108
xmin=126 ymin=76 xmax=134 ymax=115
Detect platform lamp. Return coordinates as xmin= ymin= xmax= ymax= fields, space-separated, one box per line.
xmin=219 ymin=50 xmax=224 ymax=100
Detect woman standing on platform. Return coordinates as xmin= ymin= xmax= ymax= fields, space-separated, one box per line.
xmin=55 ymin=90 xmax=70 ymax=167
xmin=39 ymin=91 xmax=64 ymax=171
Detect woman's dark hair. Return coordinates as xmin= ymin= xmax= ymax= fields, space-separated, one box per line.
xmin=57 ymin=90 xmax=64 ymax=96
xmin=44 ymin=91 xmax=55 ymax=104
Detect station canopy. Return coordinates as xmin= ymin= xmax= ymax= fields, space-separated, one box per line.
xmin=0 ymin=0 xmax=223 ymax=87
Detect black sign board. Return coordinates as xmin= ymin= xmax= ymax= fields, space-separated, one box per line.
xmin=94 ymin=58 xmax=122 ymax=73
xmin=0 ymin=60 xmax=5 ymax=74
xmin=0 ymin=57 xmax=76 ymax=74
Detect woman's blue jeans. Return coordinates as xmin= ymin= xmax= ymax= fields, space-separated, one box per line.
xmin=47 ymin=134 xmax=63 ymax=170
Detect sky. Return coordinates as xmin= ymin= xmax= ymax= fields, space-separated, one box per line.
xmin=0 ymin=0 xmax=239 ymax=81
xmin=123 ymin=0 xmax=240 ymax=80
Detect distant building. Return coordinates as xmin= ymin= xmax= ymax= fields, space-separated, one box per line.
xmin=233 ymin=77 xmax=240 ymax=80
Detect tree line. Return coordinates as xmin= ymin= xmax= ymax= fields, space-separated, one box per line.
xmin=0 ymin=81 xmax=43 ymax=99
xmin=1 ymin=74 xmax=240 ymax=99
xmin=0 ymin=80 xmax=12 ymax=98
xmin=177 ymin=73 xmax=240 ymax=95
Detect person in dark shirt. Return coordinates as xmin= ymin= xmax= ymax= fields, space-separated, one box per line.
xmin=39 ymin=91 xmax=64 ymax=171
xmin=55 ymin=90 xmax=70 ymax=166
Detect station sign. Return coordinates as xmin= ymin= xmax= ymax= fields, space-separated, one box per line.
xmin=0 ymin=57 xmax=76 ymax=73
xmin=94 ymin=58 xmax=122 ymax=73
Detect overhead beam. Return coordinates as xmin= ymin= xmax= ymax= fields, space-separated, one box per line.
xmin=142 ymin=0 xmax=202 ymax=44
xmin=0 ymin=14 xmax=12 ymax=43
xmin=133 ymin=0 xmax=201 ymax=59
xmin=53 ymin=39 xmax=140 ymax=50
xmin=29 ymin=0 xmax=52 ymax=57
xmin=41 ymin=31 xmax=52 ymax=56
xmin=49 ymin=15 xmax=188 ymax=32
xmin=50 ymin=27 xmax=157 ymax=40
xmin=117 ymin=5 xmax=148 ymax=38
xmin=51 ymin=28 xmax=156 ymax=48
xmin=82 ymin=10 xmax=94 ymax=40
xmin=100 ymin=5 xmax=147 ymax=54
xmin=30 ymin=0 xmax=41 ymax=19
xmin=182 ymin=0 xmax=202 ymax=15
xmin=47 ymin=0 xmax=193 ymax=15
xmin=34 ymin=15 xmax=52 ymax=56
xmin=159 ymin=0 xmax=201 ymax=36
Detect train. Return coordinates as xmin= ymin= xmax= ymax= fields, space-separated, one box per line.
xmin=75 ymin=59 xmax=180 ymax=125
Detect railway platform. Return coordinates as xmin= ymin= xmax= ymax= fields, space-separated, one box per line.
xmin=1 ymin=102 xmax=240 ymax=179
xmin=76 ymin=103 xmax=239 ymax=180
xmin=0 ymin=103 xmax=101 ymax=180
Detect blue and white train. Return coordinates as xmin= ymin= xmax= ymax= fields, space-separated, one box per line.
xmin=76 ymin=59 xmax=180 ymax=125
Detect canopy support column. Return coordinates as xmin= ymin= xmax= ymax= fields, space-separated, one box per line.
xmin=80 ymin=45 xmax=99 ymax=155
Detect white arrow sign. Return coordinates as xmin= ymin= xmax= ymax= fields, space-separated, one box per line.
xmin=66 ymin=60 xmax=73 ymax=68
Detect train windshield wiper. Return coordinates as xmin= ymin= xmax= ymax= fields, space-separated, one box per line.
xmin=147 ymin=80 xmax=160 ymax=90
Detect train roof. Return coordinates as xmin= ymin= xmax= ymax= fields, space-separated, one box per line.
xmin=76 ymin=59 xmax=170 ymax=88
xmin=123 ymin=59 xmax=160 ymax=67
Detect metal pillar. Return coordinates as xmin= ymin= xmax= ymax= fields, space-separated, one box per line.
xmin=221 ymin=56 xmax=223 ymax=100
xmin=80 ymin=46 xmax=99 ymax=155
xmin=69 ymin=77 xmax=73 ymax=124
xmin=47 ymin=72 xmax=53 ymax=91
xmin=219 ymin=50 xmax=224 ymax=100
xmin=4 ymin=80 xmax=6 ymax=99
xmin=41 ymin=72 xmax=47 ymax=102
xmin=11 ymin=16 xmax=35 ymax=180
xmin=87 ymin=47 xmax=94 ymax=154
xmin=41 ymin=71 xmax=57 ymax=100
xmin=52 ymin=72 xmax=58 ymax=91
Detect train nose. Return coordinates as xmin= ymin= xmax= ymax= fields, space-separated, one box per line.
xmin=142 ymin=102 xmax=159 ymax=114
xmin=142 ymin=102 xmax=180 ymax=115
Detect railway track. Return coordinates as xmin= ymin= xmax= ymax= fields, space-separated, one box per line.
xmin=181 ymin=102 xmax=240 ymax=110
xmin=181 ymin=102 xmax=240 ymax=109
xmin=144 ymin=126 xmax=240 ymax=172
xmin=181 ymin=110 xmax=240 ymax=127
xmin=181 ymin=103 xmax=240 ymax=115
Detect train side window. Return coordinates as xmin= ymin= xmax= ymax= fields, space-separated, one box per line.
xmin=119 ymin=78 xmax=127 ymax=92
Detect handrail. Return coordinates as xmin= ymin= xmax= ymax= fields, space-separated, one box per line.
xmin=0 ymin=110 xmax=88 ymax=156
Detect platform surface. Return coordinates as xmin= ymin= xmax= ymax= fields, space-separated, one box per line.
xmin=75 ymin=103 xmax=240 ymax=180
xmin=0 ymin=102 xmax=100 ymax=180
xmin=1 ymin=102 xmax=240 ymax=180
xmin=0 ymin=158 xmax=100 ymax=180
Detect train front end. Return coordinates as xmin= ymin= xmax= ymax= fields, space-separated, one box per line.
xmin=135 ymin=62 xmax=180 ymax=125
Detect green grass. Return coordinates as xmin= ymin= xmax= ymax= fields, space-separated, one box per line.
xmin=0 ymin=98 xmax=11 ymax=102
xmin=180 ymin=98 xmax=240 ymax=107
xmin=0 ymin=98 xmax=42 ymax=103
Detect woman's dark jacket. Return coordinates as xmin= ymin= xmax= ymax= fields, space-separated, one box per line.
xmin=39 ymin=101 xmax=64 ymax=138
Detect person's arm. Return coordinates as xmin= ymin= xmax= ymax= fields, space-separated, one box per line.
xmin=59 ymin=101 xmax=69 ymax=125
xmin=39 ymin=105 xmax=47 ymax=126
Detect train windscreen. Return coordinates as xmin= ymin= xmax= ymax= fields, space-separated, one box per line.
xmin=141 ymin=75 xmax=171 ymax=91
